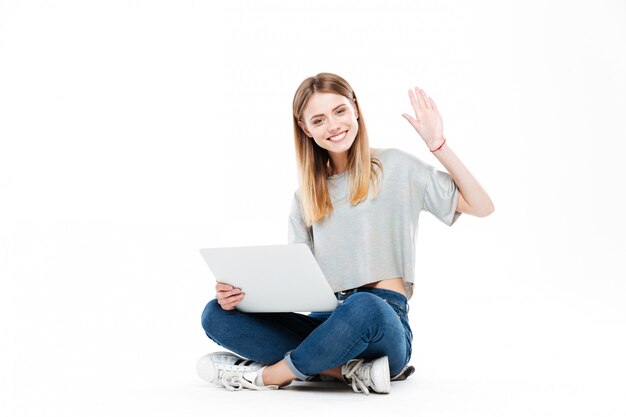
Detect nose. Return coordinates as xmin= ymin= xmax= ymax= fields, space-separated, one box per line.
xmin=328 ymin=119 xmax=341 ymax=134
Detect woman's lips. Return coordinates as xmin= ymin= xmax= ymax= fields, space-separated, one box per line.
xmin=327 ymin=130 xmax=347 ymax=142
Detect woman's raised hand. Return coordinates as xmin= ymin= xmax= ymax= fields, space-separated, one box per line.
xmin=215 ymin=282 xmax=245 ymax=310
xmin=401 ymin=86 xmax=445 ymax=151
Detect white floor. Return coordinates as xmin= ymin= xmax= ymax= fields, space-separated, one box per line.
xmin=6 ymin=365 xmax=625 ymax=417
xmin=5 ymin=251 xmax=625 ymax=417
xmin=3 ymin=223 xmax=626 ymax=416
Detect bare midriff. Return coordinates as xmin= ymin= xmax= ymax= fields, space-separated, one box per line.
xmin=361 ymin=277 xmax=406 ymax=297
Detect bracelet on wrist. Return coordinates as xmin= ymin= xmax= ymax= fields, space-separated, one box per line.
xmin=430 ymin=136 xmax=446 ymax=153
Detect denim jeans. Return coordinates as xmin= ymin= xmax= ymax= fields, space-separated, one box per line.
xmin=201 ymin=287 xmax=413 ymax=380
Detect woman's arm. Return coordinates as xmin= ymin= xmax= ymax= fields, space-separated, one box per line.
xmin=402 ymin=86 xmax=494 ymax=217
xmin=430 ymin=141 xmax=494 ymax=217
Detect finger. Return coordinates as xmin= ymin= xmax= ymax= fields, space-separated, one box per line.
xmin=217 ymin=294 xmax=237 ymax=307
xmin=401 ymin=113 xmax=419 ymax=129
xmin=219 ymin=292 xmax=244 ymax=304
xmin=415 ymin=87 xmax=428 ymax=111
xmin=217 ymin=288 xmax=241 ymax=300
xmin=216 ymin=285 xmax=240 ymax=297
xmin=408 ymin=89 xmax=422 ymax=119
xmin=220 ymin=294 xmax=244 ymax=310
xmin=429 ymin=97 xmax=438 ymax=112
xmin=420 ymin=88 xmax=433 ymax=110
xmin=219 ymin=299 xmax=237 ymax=310
xmin=216 ymin=282 xmax=234 ymax=292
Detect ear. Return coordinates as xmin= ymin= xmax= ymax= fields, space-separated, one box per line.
xmin=298 ymin=120 xmax=312 ymax=138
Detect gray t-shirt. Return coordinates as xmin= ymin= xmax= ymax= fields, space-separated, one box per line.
xmin=288 ymin=147 xmax=461 ymax=300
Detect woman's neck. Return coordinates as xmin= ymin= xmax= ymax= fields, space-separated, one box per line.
xmin=329 ymin=152 xmax=348 ymax=175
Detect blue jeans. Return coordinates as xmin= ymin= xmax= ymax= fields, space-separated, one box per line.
xmin=200 ymin=287 xmax=413 ymax=380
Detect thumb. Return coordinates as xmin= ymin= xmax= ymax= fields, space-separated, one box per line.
xmin=402 ymin=113 xmax=418 ymax=129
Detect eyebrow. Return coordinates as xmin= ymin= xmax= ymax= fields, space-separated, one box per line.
xmin=309 ymin=104 xmax=346 ymax=121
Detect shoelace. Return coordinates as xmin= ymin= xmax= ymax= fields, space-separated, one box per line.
xmin=221 ymin=371 xmax=279 ymax=391
xmin=343 ymin=359 xmax=372 ymax=395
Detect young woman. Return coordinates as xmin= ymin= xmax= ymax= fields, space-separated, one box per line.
xmin=197 ymin=72 xmax=494 ymax=394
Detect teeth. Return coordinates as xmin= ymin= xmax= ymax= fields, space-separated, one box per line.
xmin=328 ymin=131 xmax=347 ymax=142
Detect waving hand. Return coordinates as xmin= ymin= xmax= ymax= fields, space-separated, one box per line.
xmin=401 ymin=87 xmax=445 ymax=151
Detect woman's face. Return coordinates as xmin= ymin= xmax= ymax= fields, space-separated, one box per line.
xmin=298 ymin=92 xmax=359 ymax=155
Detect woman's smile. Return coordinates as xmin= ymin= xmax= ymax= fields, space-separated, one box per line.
xmin=328 ymin=130 xmax=348 ymax=142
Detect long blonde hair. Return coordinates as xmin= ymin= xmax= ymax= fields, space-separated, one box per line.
xmin=292 ymin=72 xmax=384 ymax=227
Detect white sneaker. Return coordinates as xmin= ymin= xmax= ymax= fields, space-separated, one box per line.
xmin=341 ymin=356 xmax=391 ymax=395
xmin=196 ymin=351 xmax=278 ymax=391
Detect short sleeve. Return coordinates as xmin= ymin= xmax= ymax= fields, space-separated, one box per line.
xmin=423 ymin=166 xmax=462 ymax=226
xmin=288 ymin=190 xmax=314 ymax=252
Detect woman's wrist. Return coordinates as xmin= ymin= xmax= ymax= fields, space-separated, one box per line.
xmin=429 ymin=136 xmax=446 ymax=152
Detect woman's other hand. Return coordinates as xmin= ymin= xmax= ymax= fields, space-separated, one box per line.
xmin=401 ymin=86 xmax=445 ymax=151
xmin=215 ymin=282 xmax=245 ymax=310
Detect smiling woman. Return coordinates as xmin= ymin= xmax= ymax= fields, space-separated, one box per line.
xmin=299 ymin=95 xmax=358 ymax=167
xmin=197 ymin=72 xmax=494 ymax=395
xmin=292 ymin=73 xmax=384 ymax=227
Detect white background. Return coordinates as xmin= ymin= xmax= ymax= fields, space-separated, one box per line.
xmin=2 ymin=0 xmax=625 ymax=415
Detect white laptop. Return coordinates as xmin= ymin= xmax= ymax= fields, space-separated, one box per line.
xmin=199 ymin=243 xmax=339 ymax=313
